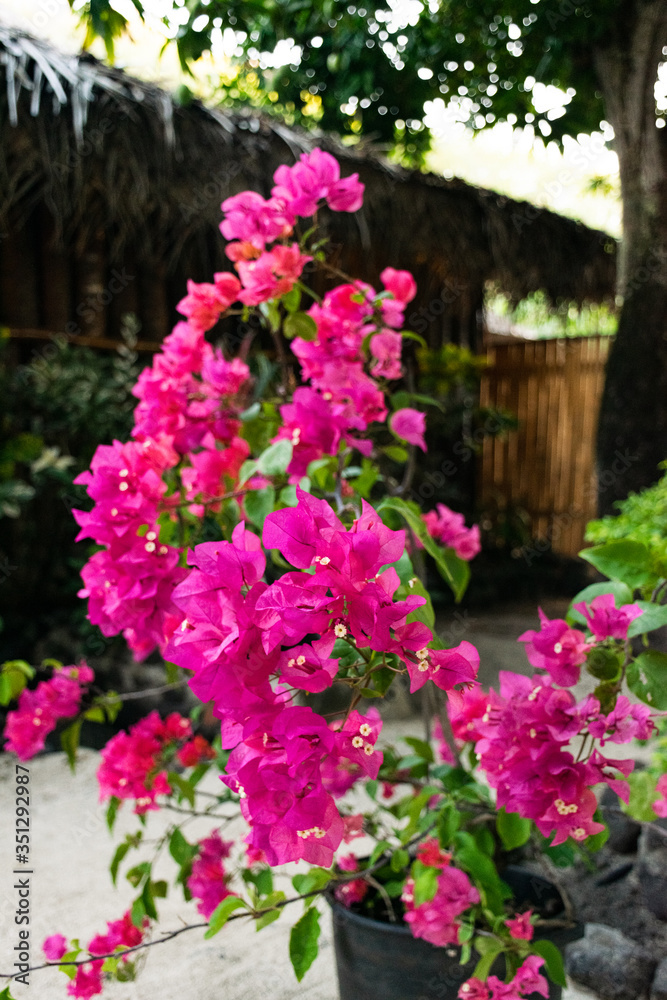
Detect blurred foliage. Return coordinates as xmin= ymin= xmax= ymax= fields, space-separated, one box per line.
xmin=0 ymin=321 xmax=141 ymax=655
xmin=67 ymin=0 xmax=663 ymax=166
xmin=586 ymin=463 xmax=667 ymax=574
xmin=485 ymin=287 xmax=618 ymax=339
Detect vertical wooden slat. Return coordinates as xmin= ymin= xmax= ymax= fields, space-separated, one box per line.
xmin=479 ymin=335 xmax=611 ymax=559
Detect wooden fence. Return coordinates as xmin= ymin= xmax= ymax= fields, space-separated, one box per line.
xmin=479 ymin=336 xmax=612 ymax=559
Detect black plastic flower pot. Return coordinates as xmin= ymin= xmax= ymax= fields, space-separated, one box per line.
xmin=329 ymin=865 xmax=583 ymax=1000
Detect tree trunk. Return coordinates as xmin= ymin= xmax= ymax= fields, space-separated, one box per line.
xmin=594 ymin=0 xmax=667 ymax=514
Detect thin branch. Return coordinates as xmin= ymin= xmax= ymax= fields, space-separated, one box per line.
xmin=96 ymin=679 xmax=189 ymax=705
xmin=0 ymin=824 xmax=439 ymax=982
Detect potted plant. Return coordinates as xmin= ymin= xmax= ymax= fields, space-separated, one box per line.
xmin=2 ymin=147 xmax=667 ymax=1000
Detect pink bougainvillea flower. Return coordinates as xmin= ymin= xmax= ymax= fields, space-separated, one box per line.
xmin=512 ymin=956 xmax=549 ymax=998
xmin=459 ymin=978 xmax=491 ymax=1000
xmin=342 ymin=813 xmax=364 ymax=842
xmin=518 ymin=609 xmax=592 ymax=687
xmin=653 ymin=774 xmax=667 ymax=818
xmin=278 ymin=638 xmax=339 ymax=693
xmin=402 ymin=861 xmax=480 ymax=947
xmin=177 ymin=734 xmax=216 ymax=767
xmin=334 ymin=853 xmax=369 ymax=907
xmin=573 ymin=592 xmax=643 ymax=641
xmin=3 ymin=663 xmax=94 ymax=761
xmin=369 ymin=329 xmax=403 ymax=380
xmin=187 ymin=831 xmax=235 ymax=919
xmin=390 ymin=407 xmax=427 ymax=451
xmin=505 ymin=909 xmax=534 ymax=941
xmin=176 ymin=273 xmax=241 ymax=331
xmin=66 ymin=960 xmax=104 ymax=999
xmin=43 ymin=934 xmax=69 ymax=962
xmin=422 ymin=503 xmax=481 ymax=561
xmin=416 ymin=838 xmax=452 ymax=869
xmin=272 ymin=149 xmax=364 ymax=217
xmin=220 ymin=189 xmax=294 ymax=250
xmin=406 ymin=641 xmax=480 ymax=694
xmin=236 ymin=243 xmax=311 ymax=306
xmin=379 ymin=267 xmax=417 ymax=327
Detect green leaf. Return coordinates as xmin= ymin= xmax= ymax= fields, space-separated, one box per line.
xmin=401 ymin=329 xmax=428 ymax=348
xmin=624 ymin=770 xmax=661 ymax=822
xmin=455 ymin=832 xmax=509 ymax=910
xmin=151 ymin=879 xmax=168 ymax=898
xmin=568 ymin=581 xmax=634 ymax=625
xmin=169 ymin=828 xmax=197 ymax=866
xmin=204 ymin=896 xmax=247 ymax=939
xmin=585 ymin=645 xmax=623 ymax=681
xmin=279 ymin=484 xmax=299 ymax=507
xmin=378 ymin=496 xmax=469 ymax=601
xmin=110 ymin=841 xmax=131 ymax=885
xmin=291 ymin=868 xmax=332 ymax=897
xmin=255 ymin=890 xmax=287 ymax=930
xmin=627 ymin=601 xmax=667 ymax=637
xmin=130 ymin=897 xmax=146 ymax=929
xmin=531 ymin=940 xmax=567 ymax=987
xmin=472 ymin=938 xmax=504 ymax=980
xmin=0 ymin=659 xmax=35 ymax=704
xmin=58 ymin=947 xmax=81 ymax=980
xmin=106 ymin=797 xmax=120 ymax=832
xmin=369 ymin=840 xmax=392 ymax=866
xmin=627 ymin=650 xmax=667 ymax=708
xmin=284 ymin=311 xmax=318 ymax=341
xmin=542 ymin=842 xmax=575 ymax=867
xmin=383 ymin=445 xmax=409 ymax=463
xmin=289 ymin=907 xmax=321 ymax=982
xmin=281 ymin=286 xmax=302 ymax=313
xmin=438 ymin=802 xmax=460 ymax=847
xmin=257 ymin=439 xmax=293 ymax=477
xmin=60 ymin=719 xmax=82 ymax=772
xmin=260 ymin=300 xmax=281 ymax=333
xmin=167 ymin=772 xmax=195 ymax=807
xmin=244 ymin=486 xmax=276 ymax=528
xmin=0 ymin=674 xmax=12 ymax=705
xmin=403 ymin=737 xmax=434 ymax=763
xmin=83 ymin=705 xmax=106 ymax=723
xmin=579 ymin=540 xmax=654 ymax=589
xmin=0 ymin=987 xmax=18 ymax=1000
xmin=413 ymin=863 xmax=438 ymax=905
xmin=496 ymin=809 xmax=532 ymax=851
xmin=126 ymin=862 xmax=151 ymax=888
xmin=349 ymin=457 xmax=379 ymax=499
xmin=390 ymin=848 xmax=410 ymax=873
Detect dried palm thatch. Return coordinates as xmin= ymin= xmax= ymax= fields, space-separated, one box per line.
xmin=0 ymin=22 xmax=617 ymax=347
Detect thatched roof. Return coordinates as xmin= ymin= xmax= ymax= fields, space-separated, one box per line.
xmin=0 ymin=23 xmax=617 ymax=336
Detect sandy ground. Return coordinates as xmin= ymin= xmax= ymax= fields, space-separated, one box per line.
xmin=0 ymin=602 xmax=625 ymax=1000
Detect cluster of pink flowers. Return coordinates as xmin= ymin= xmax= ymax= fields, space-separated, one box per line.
xmin=187 ymin=831 xmax=236 ymax=919
xmin=459 ymin=957 xmax=548 ymax=1000
xmin=654 ymin=774 xmax=667 ymax=817
xmin=334 ymin=853 xmax=369 ymax=907
xmin=279 ymin=269 xmax=418 ymax=479
xmin=75 ymin=315 xmax=253 ymax=659
xmin=164 ymin=490 xmax=478 ymax=865
xmin=74 ymin=437 xmax=186 ymax=660
xmin=401 ymin=839 xmax=480 ymax=947
xmin=3 ymin=663 xmax=94 ymax=761
xmin=422 ymin=503 xmax=481 ymax=561
xmin=43 ymin=910 xmax=148 ymax=1000
xmin=221 ymin=148 xmax=363 ymax=261
xmin=445 ymin=602 xmax=653 ymax=844
xmin=97 ymin=711 xmax=192 ymax=814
